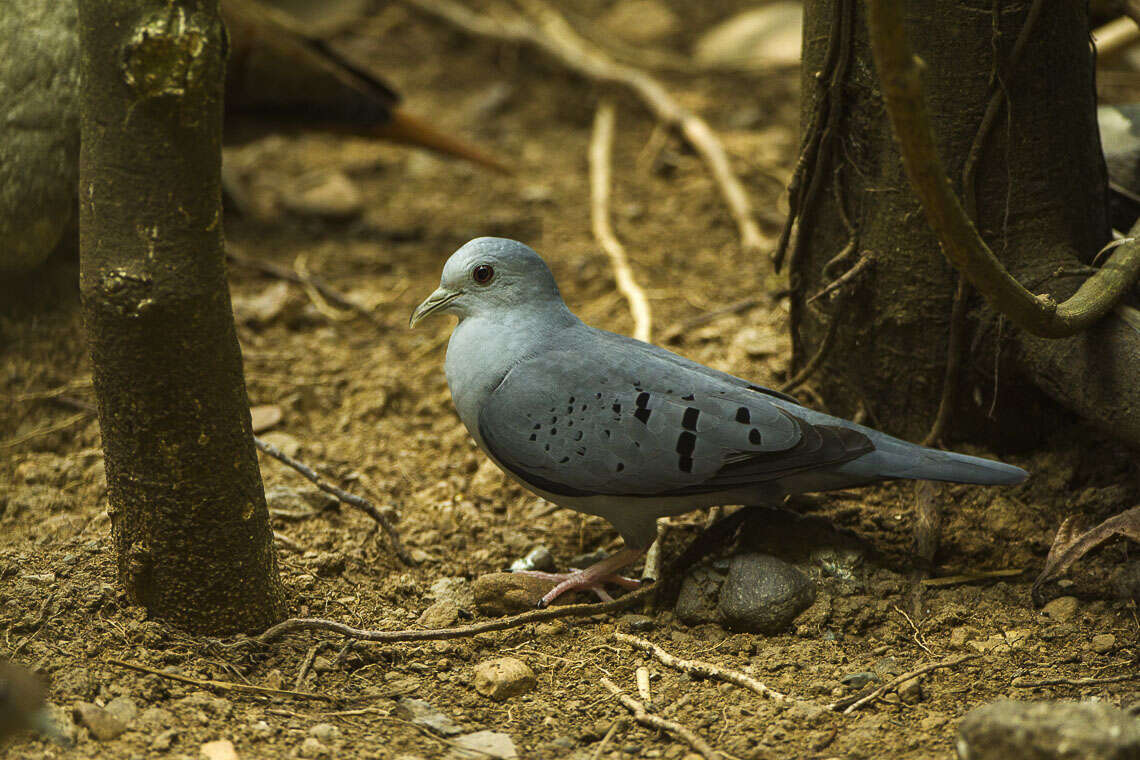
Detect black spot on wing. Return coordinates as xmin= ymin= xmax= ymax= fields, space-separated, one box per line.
xmin=736 ymin=407 xmax=751 ymax=424
xmin=679 ymin=456 xmax=693 ymax=473
xmin=682 ymin=407 xmax=700 ymax=431
xmin=749 ymin=428 xmax=763 ymax=445
xmin=634 ymin=392 xmax=652 ymax=424
xmin=676 ymin=431 xmax=696 ymax=456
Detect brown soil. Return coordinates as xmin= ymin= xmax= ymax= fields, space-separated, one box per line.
xmin=3 ymin=2 xmax=1139 ymax=758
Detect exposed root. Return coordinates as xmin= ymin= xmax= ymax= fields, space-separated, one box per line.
xmin=600 ymin=677 xmax=721 ymax=760
xmin=830 ymin=654 xmax=981 ymax=713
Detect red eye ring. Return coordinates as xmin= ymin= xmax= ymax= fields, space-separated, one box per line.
xmin=472 ymin=263 xmax=495 ymax=284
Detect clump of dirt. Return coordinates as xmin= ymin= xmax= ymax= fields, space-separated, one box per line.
xmin=3 ymin=2 xmax=1139 ymax=758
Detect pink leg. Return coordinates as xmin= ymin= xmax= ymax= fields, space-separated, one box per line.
xmin=515 ymin=547 xmax=648 ymax=608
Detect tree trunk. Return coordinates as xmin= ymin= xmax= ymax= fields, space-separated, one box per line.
xmin=788 ymin=0 xmax=1133 ymax=445
xmin=78 ymin=0 xmax=285 ymax=633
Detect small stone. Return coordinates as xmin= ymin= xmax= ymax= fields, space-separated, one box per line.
xmin=716 ymin=554 xmax=815 ymax=633
xmin=419 ymin=600 xmax=461 ymax=628
xmin=249 ymin=405 xmax=283 ymax=433
xmin=472 ymin=573 xmax=555 ymax=615
xmin=473 ymin=657 xmax=536 ymax=701
xmin=693 ymin=4 xmax=803 ymax=70
xmin=841 ymin=672 xmax=878 ymax=689
xmin=1041 ymin=596 xmax=1079 ymax=623
xmin=104 ymin=695 xmax=137 ymax=725
xmin=281 ymin=171 xmax=363 ymax=219
xmin=600 ymin=0 xmax=680 ymax=44
xmin=447 ymin=730 xmax=519 ymax=760
xmin=897 ymin=676 xmax=923 ymax=704
xmin=232 ymin=281 xmax=292 ymax=326
xmin=258 ymin=432 xmax=302 ymax=459
xmin=152 ymin=728 xmax=178 ymax=751
xmin=949 ymin=626 xmax=975 ymax=649
xmin=312 ymin=656 xmax=333 ymax=673
xmin=956 ymin=700 xmax=1140 ymax=760
xmin=395 ymin=697 xmax=464 ymax=737
xmin=299 ymin=736 xmax=329 ymax=757
xmin=200 ymin=739 xmax=238 ymax=760
xmin=675 ymin=565 xmax=724 ymax=626
xmin=428 ymin=577 xmax=475 ymax=609
xmin=1090 ymin=633 xmax=1116 ymax=654
xmin=72 ymin=701 xmax=126 ymax=741
xmin=618 ymin=614 xmax=656 ymax=632
xmin=309 ymin=723 xmax=339 ymax=743
xmin=508 ymin=546 xmax=557 ymax=574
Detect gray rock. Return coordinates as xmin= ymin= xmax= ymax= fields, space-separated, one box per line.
xmin=716 ymin=553 xmax=815 ymax=633
xmin=1041 ymin=596 xmax=1079 ymax=623
xmin=957 ymin=700 xmax=1140 ymax=760
xmin=103 ymin=695 xmax=137 ymax=725
xmin=508 ymin=546 xmax=557 ymax=573
xmin=309 ymin=723 xmax=339 ymax=743
xmin=0 ymin=0 xmax=80 ymax=276
xmin=675 ymin=565 xmax=724 ymax=626
xmin=447 ymin=730 xmax=519 ymax=760
xmin=418 ymin=600 xmax=460 ymax=628
xmin=394 ymin=697 xmax=463 ymax=737
xmin=618 ymin=614 xmax=655 ymax=632
xmin=299 ymin=735 xmax=330 ymax=757
xmin=72 ymin=701 xmax=126 ymax=741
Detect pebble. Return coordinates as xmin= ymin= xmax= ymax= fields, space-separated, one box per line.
xmin=1041 ymin=596 xmax=1079 ymax=623
xmin=257 ymin=433 xmax=302 ymax=459
xmin=395 ymin=697 xmax=464 ymax=737
xmin=72 ymin=702 xmax=126 ymax=741
xmin=299 ymin=736 xmax=330 ymax=757
xmin=692 ymin=3 xmax=803 ymax=70
xmin=280 ymin=171 xmax=363 ymax=219
xmin=841 ymin=672 xmax=878 ymax=689
xmin=151 ymin=728 xmax=178 ymax=751
xmin=104 ymin=695 xmax=137 ymax=725
xmin=232 ymin=281 xmax=293 ymax=326
xmin=717 ymin=554 xmax=815 ymax=633
xmin=200 ymin=739 xmax=238 ymax=760
xmin=1090 ymin=633 xmax=1116 ymax=653
xmin=428 ymin=577 xmax=475 ymax=610
xmin=418 ymin=599 xmax=461 ymax=628
xmin=447 ymin=730 xmax=519 ymax=760
xmin=600 ymin=0 xmax=679 ymax=44
xmin=897 ymin=676 xmax=923 ymax=704
xmin=473 ymin=657 xmax=536 ymax=701
xmin=472 ymin=573 xmax=554 ymax=615
xmin=618 ymin=614 xmax=656 ymax=632
xmin=508 ymin=546 xmax=557 ymax=574
xmin=957 ymin=700 xmax=1140 ymax=760
xmin=309 ymin=723 xmax=338 ymax=743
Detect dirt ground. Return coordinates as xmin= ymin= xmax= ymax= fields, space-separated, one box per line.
xmin=3 ymin=1 xmax=1140 ymax=758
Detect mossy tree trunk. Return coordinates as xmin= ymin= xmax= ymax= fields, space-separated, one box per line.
xmin=788 ymin=0 xmax=1140 ymax=447
xmin=78 ymin=0 xmax=285 ymax=633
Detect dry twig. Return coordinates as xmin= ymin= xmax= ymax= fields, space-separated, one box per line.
xmin=254 ymin=436 xmax=412 ymax=565
xmin=614 ymin=632 xmax=792 ymax=704
xmin=104 ymin=658 xmax=337 ymax=702
xmin=403 ymin=0 xmax=764 ymax=252
xmin=661 ymin=297 xmax=762 ymax=343
xmin=866 ymin=0 xmax=1140 ymax=337
xmin=830 ymin=654 xmax=980 ymax=713
xmin=590 ymin=100 xmax=652 ymax=342
xmin=1012 ymin=673 xmax=1136 ymax=688
xmin=227 ymin=246 xmax=375 ymax=323
xmin=600 ymin=677 xmax=720 ymax=760
xmin=590 ymin=719 xmax=626 ymax=760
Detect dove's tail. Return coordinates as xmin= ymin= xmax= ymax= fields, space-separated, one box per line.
xmin=840 ymin=432 xmax=1027 ymax=486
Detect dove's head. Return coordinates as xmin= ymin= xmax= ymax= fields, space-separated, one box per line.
xmin=410 ymin=238 xmax=564 ymax=327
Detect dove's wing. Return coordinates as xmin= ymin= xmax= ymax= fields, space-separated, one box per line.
xmin=476 ymin=332 xmax=874 ymax=498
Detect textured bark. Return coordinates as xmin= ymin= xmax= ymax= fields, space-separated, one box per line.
xmin=792 ymin=0 xmax=1113 ymax=443
xmin=78 ymin=0 xmax=285 ymax=633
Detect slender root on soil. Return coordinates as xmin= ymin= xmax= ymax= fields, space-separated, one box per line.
xmin=614 ymin=632 xmax=793 ymax=704
xmin=105 ymin=658 xmax=337 ymax=702
xmin=254 ymin=436 xmax=413 ymax=565
xmin=830 ymin=654 xmax=981 ymax=713
xmin=600 ymin=677 xmax=721 ymax=760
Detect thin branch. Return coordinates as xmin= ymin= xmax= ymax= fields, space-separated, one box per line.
xmin=248 ymin=584 xmax=653 ymax=645
xmin=866 ymin=0 xmax=1140 ymax=338
xmin=830 ymin=654 xmax=980 ymax=713
xmin=227 ymin=246 xmax=376 ymax=323
xmin=613 ymin=632 xmax=792 ymax=704
xmin=590 ymin=719 xmax=626 ymax=760
xmin=590 ymin=101 xmax=652 ymax=342
xmin=806 ymin=251 xmax=872 ymax=304
xmin=599 ymin=677 xmax=720 ymax=760
xmin=253 ymin=436 xmax=413 ymax=565
xmin=403 ymin=0 xmax=764 ymax=252
xmin=1012 ymin=673 xmax=1136 ymax=688
xmin=0 ymin=411 xmax=92 ymax=451
xmin=104 ymin=658 xmax=337 ymax=702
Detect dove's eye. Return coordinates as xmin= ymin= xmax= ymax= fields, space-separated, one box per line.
xmin=472 ymin=264 xmax=495 ymax=284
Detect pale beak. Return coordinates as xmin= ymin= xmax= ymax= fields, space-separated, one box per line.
xmin=409 ymin=287 xmax=462 ymax=329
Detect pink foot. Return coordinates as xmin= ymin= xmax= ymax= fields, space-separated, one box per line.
xmin=514 ymin=547 xmax=648 ymax=607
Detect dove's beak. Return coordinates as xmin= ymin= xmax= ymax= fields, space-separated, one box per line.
xmin=409 ymin=287 xmax=462 ymax=329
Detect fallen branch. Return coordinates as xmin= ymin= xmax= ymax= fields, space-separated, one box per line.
xmin=403 ymin=0 xmax=764 ymax=252
xmin=227 ymin=246 xmax=376 ymax=324
xmin=0 ymin=411 xmax=92 ymax=451
xmin=830 ymin=654 xmax=980 ymax=713
xmin=590 ymin=100 xmax=652 ymax=342
xmin=866 ymin=0 xmax=1140 ymax=338
xmin=248 ymin=584 xmax=653 ymax=645
xmin=104 ymin=658 xmax=337 ymax=702
xmin=599 ymin=677 xmax=720 ymax=760
xmin=1012 ymin=673 xmax=1136 ymax=689
xmin=614 ymin=632 xmax=792 ymax=704
xmin=254 ymin=436 xmax=413 ymax=565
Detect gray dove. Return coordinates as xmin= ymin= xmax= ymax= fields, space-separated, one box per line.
xmin=0 ymin=661 xmax=62 ymax=745
xmin=411 ymin=238 xmax=1027 ymax=606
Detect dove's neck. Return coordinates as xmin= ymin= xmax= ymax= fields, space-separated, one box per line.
xmin=444 ymin=302 xmax=580 ymax=443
